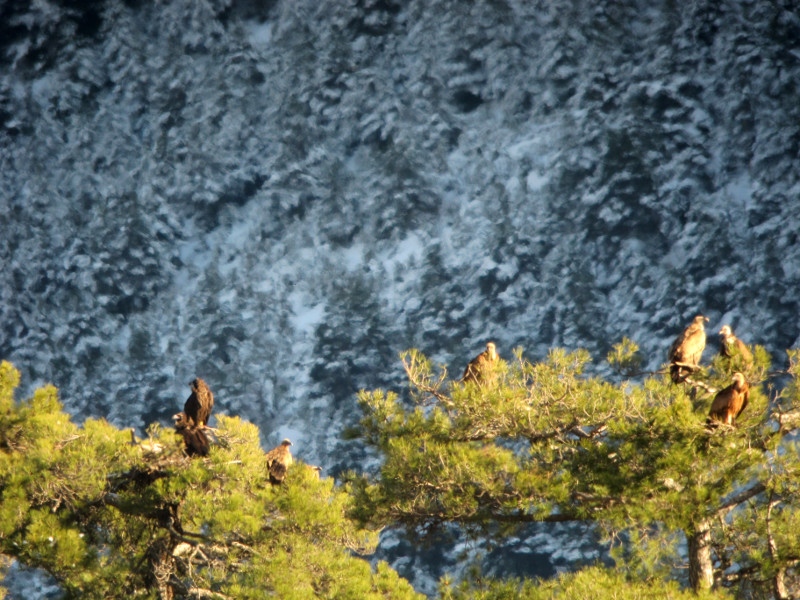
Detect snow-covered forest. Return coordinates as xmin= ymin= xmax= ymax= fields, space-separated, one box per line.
xmin=2 ymin=0 xmax=799 ymax=594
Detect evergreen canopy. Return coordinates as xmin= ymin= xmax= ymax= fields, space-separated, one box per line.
xmin=2 ymin=338 xmax=800 ymax=599
xmin=348 ymin=341 xmax=800 ymax=598
xmin=0 ymin=361 xmax=419 ymax=600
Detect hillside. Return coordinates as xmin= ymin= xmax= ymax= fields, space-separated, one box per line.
xmin=2 ymin=0 xmax=799 ymax=593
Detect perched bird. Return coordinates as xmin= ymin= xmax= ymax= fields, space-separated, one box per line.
xmin=462 ymin=342 xmax=499 ymax=384
xmin=707 ymin=372 xmax=750 ymax=427
xmin=718 ymin=325 xmax=753 ymax=366
xmin=184 ymin=378 xmax=214 ymax=427
xmin=265 ymin=439 xmax=293 ymax=485
xmin=668 ymin=315 xmax=708 ymax=383
xmin=173 ymin=412 xmax=210 ymax=457
xmin=306 ymin=465 xmax=322 ymax=479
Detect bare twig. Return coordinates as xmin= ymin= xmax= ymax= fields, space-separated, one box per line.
xmin=402 ymin=354 xmax=452 ymax=406
xmin=186 ymin=587 xmax=234 ymax=599
xmin=681 ymin=375 xmax=717 ymax=395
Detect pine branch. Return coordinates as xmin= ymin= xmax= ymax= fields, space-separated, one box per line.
xmin=777 ymin=408 xmax=800 ymax=434
xmin=715 ymin=482 xmax=767 ymax=517
xmin=186 ymin=586 xmax=234 ymax=599
xmin=168 ymin=524 xmax=215 ymax=547
xmin=401 ymin=353 xmax=452 ymax=406
xmin=433 ymin=416 xmax=608 ymax=445
xmin=681 ymin=374 xmax=717 ymax=395
xmin=755 ymin=407 xmax=800 ymax=449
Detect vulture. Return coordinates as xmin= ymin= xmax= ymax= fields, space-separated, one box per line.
xmin=173 ymin=412 xmax=210 ymax=457
xmin=707 ymin=372 xmax=750 ymax=427
xmin=265 ymin=439 xmax=293 ymax=485
xmin=184 ymin=378 xmax=214 ymax=427
xmin=462 ymin=342 xmax=499 ymax=384
xmin=719 ymin=325 xmax=753 ymax=366
xmin=668 ymin=315 xmax=708 ymax=383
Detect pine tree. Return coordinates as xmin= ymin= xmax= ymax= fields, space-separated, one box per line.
xmin=348 ymin=342 xmax=800 ymax=598
xmin=0 ymin=361 xmax=421 ymax=600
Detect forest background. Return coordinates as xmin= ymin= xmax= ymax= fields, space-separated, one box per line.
xmin=2 ymin=0 xmax=800 ymax=596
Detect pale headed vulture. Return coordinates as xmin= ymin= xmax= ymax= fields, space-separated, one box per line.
xmin=718 ymin=325 xmax=753 ymax=366
xmin=265 ymin=439 xmax=293 ymax=485
xmin=708 ymin=372 xmax=750 ymax=427
xmin=462 ymin=342 xmax=499 ymax=384
xmin=668 ymin=315 xmax=708 ymax=383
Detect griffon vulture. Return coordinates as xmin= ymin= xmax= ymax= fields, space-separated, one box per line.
xmin=718 ymin=325 xmax=753 ymax=366
xmin=265 ymin=439 xmax=293 ymax=485
xmin=462 ymin=342 xmax=499 ymax=384
xmin=668 ymin=315 xmax=708 ymax=383
xmin=707 ymin=372 xmax=750 ymax=427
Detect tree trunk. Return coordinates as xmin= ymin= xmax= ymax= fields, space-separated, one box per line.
xmin=687 ymin=520 xmax=714 ymax=592
xmin=767 ymin=495 xmax=789 ymax=600
xmin=148 ymin=538 xmax=176 ymax=600
xmin=773 ymin=568 xmax=788 ymax=600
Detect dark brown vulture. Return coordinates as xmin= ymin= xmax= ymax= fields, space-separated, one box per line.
xmin=718 ymin=325 xmax=753 ymax=366
xmin=184 ymin=378 xmax=214 ymax=427
xmin=461 ymin=342 xmax=499 ymax=384
xmin=668 ymin=315 xmax=708 ymax=383
xmin=265 ymin=439 xmax=293 ymax=485
xmin=173 ymin=412 xmax=210 ymax=457
xmin=707 ymin=372 xmax=750 ymax=427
